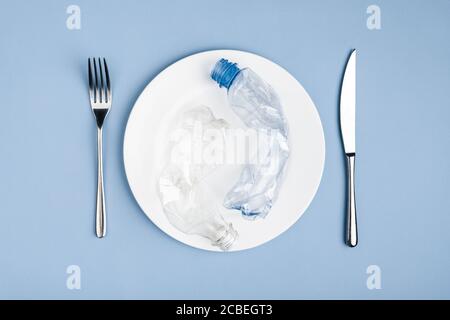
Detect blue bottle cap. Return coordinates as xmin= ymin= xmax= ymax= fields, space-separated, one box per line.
xmin=211 ymin=58 xmax=241 ymax=89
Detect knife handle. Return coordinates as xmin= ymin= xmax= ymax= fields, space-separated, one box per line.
xmin=345 ymin=153 xmax=358 ymax=247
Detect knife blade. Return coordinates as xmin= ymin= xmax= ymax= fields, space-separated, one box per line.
xmin=340 ymin=49 xmax=357 ymax=247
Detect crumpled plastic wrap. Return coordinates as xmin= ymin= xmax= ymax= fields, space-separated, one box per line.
xmin=157 ymin=106 xmax=238 ymax=250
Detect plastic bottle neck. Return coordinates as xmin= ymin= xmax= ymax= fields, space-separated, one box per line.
xmin=213 ymin=223 xmax=238 ymax=250
xmin=211 ymin=58 xmax=241 ymax=90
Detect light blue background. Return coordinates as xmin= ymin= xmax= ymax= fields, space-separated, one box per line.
xmin=0 ymin=0 xmax=449 ymax=299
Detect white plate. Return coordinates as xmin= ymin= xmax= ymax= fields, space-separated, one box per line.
xmin=124 ymin=50 xmax=325 ymax=252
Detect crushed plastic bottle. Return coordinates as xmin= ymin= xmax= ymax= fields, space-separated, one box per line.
xmin=211 ymin=59 xmax=289 ymax=219
xmin=158 ymin=106 xmax=238 ymax=250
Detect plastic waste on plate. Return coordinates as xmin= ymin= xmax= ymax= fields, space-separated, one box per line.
xmin=211 ymin=58 xmax=289 ymax=219
xmin=158 ymin=106 xmax=238 ymax=250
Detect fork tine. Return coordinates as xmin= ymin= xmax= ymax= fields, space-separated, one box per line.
xmin=103 ymin=58 xmax=111 ymax=103
xmin=98 ymin=57 xmax=104 ymax=103
xmin=93 ymin=58 xmax=99 ymax=103
xmin=88 ymin=58 xmax=95 ymax=103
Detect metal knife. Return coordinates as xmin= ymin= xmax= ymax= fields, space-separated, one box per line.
xmin=340 ymin=49 xmax=357 ymax=247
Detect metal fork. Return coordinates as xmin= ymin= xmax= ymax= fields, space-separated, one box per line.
xmin=88 ymin=57 xmax=112 ymax=238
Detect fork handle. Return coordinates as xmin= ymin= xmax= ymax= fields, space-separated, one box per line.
xmin=345 ymin=153 xmax=357 ymax=247
xmin=96 ymin=127 xmax=106 ymax=238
